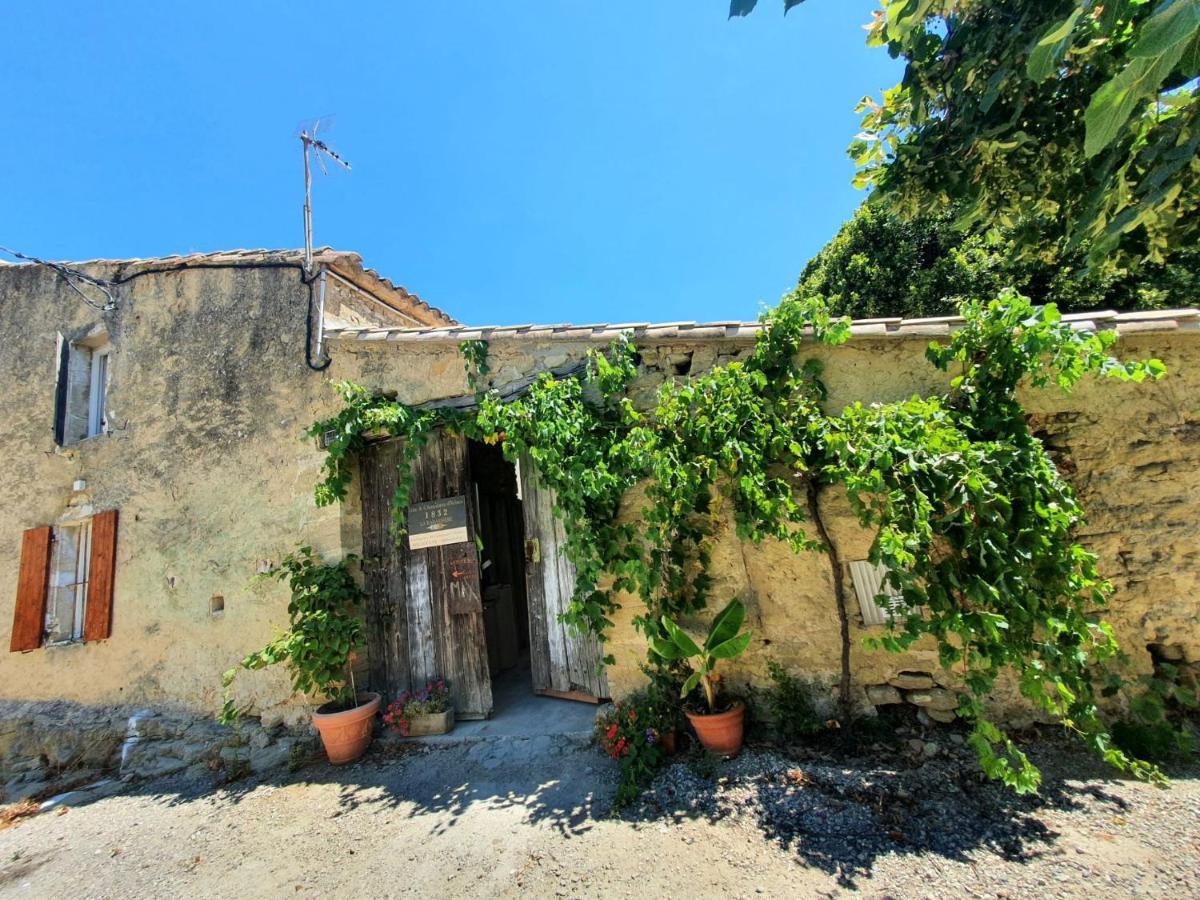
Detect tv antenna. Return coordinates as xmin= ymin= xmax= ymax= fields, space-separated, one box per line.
xmin=298 ymin=118 xmax=351 ymax=275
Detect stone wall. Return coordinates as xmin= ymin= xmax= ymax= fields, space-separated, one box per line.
xmin=0 ymin=699 xmax=314 ymax=802
xmin=329 ymin=327 xmax=1200 ymax=722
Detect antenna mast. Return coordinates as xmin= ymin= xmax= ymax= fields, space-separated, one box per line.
xmin=299 ymin=123 xmax=352 ymax=275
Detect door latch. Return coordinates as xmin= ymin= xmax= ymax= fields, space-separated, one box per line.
xmin=524 ymin=538 xmax=541 ymax=564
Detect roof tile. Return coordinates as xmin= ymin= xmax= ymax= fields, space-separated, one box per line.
xmin=325 ymin=308 xmax=1200 ymax=347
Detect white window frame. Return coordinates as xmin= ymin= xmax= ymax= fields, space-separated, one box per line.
xmin=86 ymin=346 xmax=110 ymax=438
xmin=45 ymin=520 xmax=93 ymax=645
xmin=849 ymin=559 xmax=907 ymax=627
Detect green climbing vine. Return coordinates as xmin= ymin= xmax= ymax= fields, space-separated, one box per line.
xmin=309 ymin=289 xmax=1170 ymax=792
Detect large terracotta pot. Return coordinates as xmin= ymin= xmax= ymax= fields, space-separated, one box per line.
xmin=686 ymin=700 xmax=745 ymax=758
xmin=313 ymin=692 xmax=380 ymax=765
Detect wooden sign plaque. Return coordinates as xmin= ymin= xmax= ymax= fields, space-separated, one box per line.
xmin=408 ymin=496 xmax=469 ymax=550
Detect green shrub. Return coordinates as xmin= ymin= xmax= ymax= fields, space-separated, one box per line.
xmin=1109 ymin=663 xmax=1198 ymax=763
xmin=764 ymin=659 xmax=824 ymax=743
xmin=1111 ymin=719 xmax=1193 ymax=763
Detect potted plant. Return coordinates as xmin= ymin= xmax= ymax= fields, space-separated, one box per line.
xmin=222 ymin=547 xmax=379 ymax=765
xmin=382 ymin=680 xmax=455 ymax=737
xmin=634 ymin=676 xmax=685 ymax=755
xmin=648 ymin=598 xmax=752 ymax=757
xmin=594 ymin=689 xmax=678 ymax=806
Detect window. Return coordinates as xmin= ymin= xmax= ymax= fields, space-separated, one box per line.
xmin=9 ymin=510 xmax=119 ymax=652
xmin=45 ymin=521 xmax=92 ymax=644
xmin=54 ymin=335 xmax=110 ymax=446
xmin=848 ymin=560 xmax=907 ymax=627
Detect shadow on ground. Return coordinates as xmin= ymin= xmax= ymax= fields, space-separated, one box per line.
xmin=105 ymin=733 xmax=613 ymax=840
xmin=631 ymin=734 xmax=1199 ymax=889
xmin=31 ymin=723 xmax=1197 ymax=890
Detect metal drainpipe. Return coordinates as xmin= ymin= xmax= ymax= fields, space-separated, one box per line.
xmin=314 ymin=268 xmax=328 ymax=365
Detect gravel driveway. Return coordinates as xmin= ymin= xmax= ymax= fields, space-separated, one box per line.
xmin=0 ymin=732 xmax=1195 ymax=898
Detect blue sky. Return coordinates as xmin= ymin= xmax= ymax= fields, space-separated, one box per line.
xmin=2 ymin=2 xmax=899 ymax=325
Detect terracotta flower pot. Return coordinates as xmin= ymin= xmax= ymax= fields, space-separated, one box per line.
xmin=660 ymin=729 xmax=679 ymax=756
xmin=686 ymin=700 xmax=745 ymax=758
xmin=313 ymin=692 xmax=380 ymax=765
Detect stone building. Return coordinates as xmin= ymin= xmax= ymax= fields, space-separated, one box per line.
xmin=0 ymin=249 xmax=1197 ymax=782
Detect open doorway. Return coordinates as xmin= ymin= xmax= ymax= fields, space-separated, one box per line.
xmin=469 ymin=439 xmax=610 ymax=714
xmin=359 ymin=429 xmax=606 ymax=725
xmin=468 ymin=440 xmax=533 ymax=701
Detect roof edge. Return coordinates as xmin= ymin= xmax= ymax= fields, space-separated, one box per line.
xmin=325 ymin=307 xmax=1200 ymax=346
xmin=0 ymin=247 xmax=457 ymax=327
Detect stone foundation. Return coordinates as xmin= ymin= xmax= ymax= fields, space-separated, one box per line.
xmin=865 ymin=672 xmax=962 ymax=724
xmin=0 ymin=700 xmax=315 ymax=803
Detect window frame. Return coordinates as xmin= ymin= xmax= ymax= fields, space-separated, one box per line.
xmin=44 ymin=519 xmax=93 ymax=646
xmin=86 ymin=346 xmax=110 ymax=439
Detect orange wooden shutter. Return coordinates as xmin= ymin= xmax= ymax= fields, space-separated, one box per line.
xmin=10 ymin=526 xmax=52 ymax=652
xmin=83 ymin=509 xmax=118 ymax=642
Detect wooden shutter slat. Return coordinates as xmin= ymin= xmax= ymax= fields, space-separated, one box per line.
xmin=10 ymin=527 xmax=52 ymax=652
xmin=83 ymin=509 xmax=118 ymax=642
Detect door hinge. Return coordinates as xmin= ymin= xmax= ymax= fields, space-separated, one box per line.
xmin=524 ymin=538 xmax=541 ymax=564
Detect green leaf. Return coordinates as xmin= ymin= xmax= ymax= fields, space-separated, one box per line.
xmin=661 ymin=616 xmax=702 ymax=658
xmin=705 ymin=598 xmax=746 ymax=650
xmin=1182 ymin=31 xmax=1200 ymax=73
xmin=1027 ymin=7 xmax=1083 ymax=82
xmin=647 ymin=636 xmax=684 ymax=661
xmin=680 ymin=671 xmax=702 ymax=699
xmin=1128 ymin=0 xmax=1200 ymax=61
xmin=1085 ymin=0 xmax=1200 ymax=156
xmin=709 ymin=631 xmax=752 ymax=661
xmin=728 ymin=0 xmax=757 ymax=17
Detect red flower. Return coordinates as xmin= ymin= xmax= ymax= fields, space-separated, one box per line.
xmin=628 ymin=710 xmax=637 ymax=722
xmin=606 ymin=723 xmax=619 ymax=740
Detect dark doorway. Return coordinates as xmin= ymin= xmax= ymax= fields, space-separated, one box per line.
xmin=468 ymin=440 xmax=532 ymax=692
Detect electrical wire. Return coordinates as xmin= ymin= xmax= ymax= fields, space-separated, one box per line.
xmin=112 ymin=260 xmax=331 ymax=371
xmin=0 ymin=245 xmax=118 ymax=311
xmin=1 ymin=250 xmax=332 ymax=370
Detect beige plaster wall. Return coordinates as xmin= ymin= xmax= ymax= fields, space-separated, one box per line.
xmin=0 ymin=262 xmax=372 ymax=727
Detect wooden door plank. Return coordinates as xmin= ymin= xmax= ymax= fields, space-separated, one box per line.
xmin=359 ymin=443 xmax=390 ymax=696
xmin=518 ymin=460 xmax=554 ymax=694
xmin=405 ymin=555 xmax=436 ymax=685
xmin=518 ymin=455 xmax=609 ymax=701
xmin=545 ymin=508 xmax=573 ymax=693
xmin=410 ymin=430 xmax=493 ymax=719
xmin=360 ymin=440 xmax=412 ymax=701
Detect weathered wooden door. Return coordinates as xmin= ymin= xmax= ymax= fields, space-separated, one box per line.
xmin=518 ymin=456 xmax=609 ymax=702
xmin=360 ymin=432 xmax=493 ymax=719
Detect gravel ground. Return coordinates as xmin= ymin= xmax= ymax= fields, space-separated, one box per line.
xmin=0 ymin=730 xmax=1195 ymax=899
